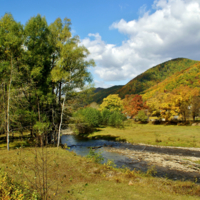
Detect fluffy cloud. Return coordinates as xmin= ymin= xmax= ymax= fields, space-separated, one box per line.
xmin=82 ymin=0 xmax=200 ymax=84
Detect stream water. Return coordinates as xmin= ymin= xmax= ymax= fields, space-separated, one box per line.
xmin=61 ymin=134 xmax=200 ymax=182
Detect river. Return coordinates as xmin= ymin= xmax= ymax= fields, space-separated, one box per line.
xmin=61 ymin=134 xmax=200 ymax=183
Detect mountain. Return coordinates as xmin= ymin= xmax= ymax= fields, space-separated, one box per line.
xmin=94 ymin=87 xmax=104 ymax=93
xmin=91 ymin=58 xmax=200 ymax=103
xmin=91 ymin=85 xmax=123 ymax=104
xmin=142 ymin=61 xmax=200 ymax=101
xmin=117 ymin=58 xmax=199 ymax=98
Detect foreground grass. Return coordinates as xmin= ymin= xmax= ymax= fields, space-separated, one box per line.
xmin=89 ymin=123 xmax=200 ymax=148
xmin=0 ymin=147 xmax=200 ymax=199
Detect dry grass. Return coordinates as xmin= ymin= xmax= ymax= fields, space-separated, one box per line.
xmin=0 ymin=147 xmax=200 ymax=199
xmin=90 ymin=123 xmax=200 ymax=147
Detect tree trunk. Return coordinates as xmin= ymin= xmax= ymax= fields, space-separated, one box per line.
xmin=7 ymin=56 xmax=13 ymax=151
xmin=57 ymin=95 xmax=66 ymax=148
xmin=59 ymin=82 xmax=62 ymax=105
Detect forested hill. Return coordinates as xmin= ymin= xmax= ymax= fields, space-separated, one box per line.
xmin=91 ymin=58 xmax=199 ymax=103
xmin=91 ymin=85 xmax=123 ymax=104
xmin=117 ymin=58 xmax=199 ymax=98
xmin=142 ymin=61 xmax=200 ymax=101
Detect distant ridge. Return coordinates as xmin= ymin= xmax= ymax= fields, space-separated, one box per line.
xmin=94 ymin=87 xmax=104 ymax=93
xmin=91 ymin=85 xmax=123 ymax=104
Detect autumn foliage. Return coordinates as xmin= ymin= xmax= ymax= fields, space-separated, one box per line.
xmin=99 ymin=94 xmax=123 ymax=112
xmin=123 ymin=94 xmax=148 ymax=118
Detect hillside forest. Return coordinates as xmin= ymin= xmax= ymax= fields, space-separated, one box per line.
xmin=89 ymin=58 xmax=200 ymax=126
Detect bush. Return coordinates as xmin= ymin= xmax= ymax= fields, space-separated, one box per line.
xmin=101 ymin=109 xmax=111 ymax=125
xmin=0 ymin=172 xmax=39 ymax=200
xmin=102 ymin=109 xmax=126 ymax=128
xmin=135 ymin=110 xmax=148 ymax=122
xmin=86 ymin=148 xmax=104 ymax=163
xmin=73 ymin=107 xmax=102 ymax=128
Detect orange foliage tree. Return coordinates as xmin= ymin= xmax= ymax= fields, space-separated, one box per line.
xmin=123 ymin=94 xmax=148 ymax=118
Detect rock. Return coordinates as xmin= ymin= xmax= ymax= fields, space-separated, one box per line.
xmin=192 ymin=123 xmax=197 ymax=126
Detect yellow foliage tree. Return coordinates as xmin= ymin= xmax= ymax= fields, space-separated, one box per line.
xmin=99 ymin=94 xmax=123 ymax=112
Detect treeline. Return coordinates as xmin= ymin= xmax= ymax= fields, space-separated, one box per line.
xmin=73 ymin=94 xmax=146 ymax=135
xmin=0 ymin=13 xmax=94 ymax=149
xmin=79 ymin=91 xmax=200 ymax=133
xmin=146 ymin=86 xmax=200 ymax=122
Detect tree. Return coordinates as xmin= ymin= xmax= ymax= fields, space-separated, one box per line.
xmin=23 ymin=14 xmax=54 ymax=145
xmin=123 ymin=94 xmax=148 ymax=118
xmin=74 ymin=107 xmax=102 ymax=127
xmin=0 ymin=13 xmax=24 ymax=150
xmin=99 ymin=94 xmax=123 ymax=112
xmin=0 ymin=14 xmax=95 ymax=148
xmin=146 ymin=98 xmax=161 ymax=118
xmin=50 ymin=18 xmax=95 ymax=147
xmin=191 ymin=96 xmax=200 ymax=121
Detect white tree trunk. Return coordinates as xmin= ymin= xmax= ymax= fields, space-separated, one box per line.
xmin=57 ymin=95 xmax=66 ymax=147
xmin=7 ymin=56 xmax=13 ymax=151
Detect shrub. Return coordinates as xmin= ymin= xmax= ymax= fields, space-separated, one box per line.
xmin=102 ymin=109 xmax=126 ymax=128
xmin=135 ymin=110 xmax=148 ymax=122
xmin=86 ymin=148 xmax=104 ymax=163
xmin=0 ymin=172 xmax=39 ymax=200
xmin=101 ymin=109 xmax=111 ymax=125
xmin=73 ymin=107 xmax=102 ymax=127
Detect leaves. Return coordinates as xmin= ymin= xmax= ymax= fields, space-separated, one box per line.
xmin=123 ymin=94 xmax=148 ymax=118
xmin=99 ymin=94 xmax=123 ymax=112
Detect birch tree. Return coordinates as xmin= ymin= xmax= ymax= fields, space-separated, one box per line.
xmin=50 ymin=19 xmax=95 ymax=147
xmin=0 ymin=13 xmax=23 ymax=150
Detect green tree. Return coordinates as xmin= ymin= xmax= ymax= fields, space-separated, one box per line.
xmin=49 ymin=18 xmax=95 ymax=146
xmin=108 ymin=111 xmax=126 ymax=128
xmin=0 ymin=13 xmax=24 ymax=150
xmin=74 ymin=107 xmax=102 ymax=128
xmin=23 ymin=14 xmax=54 ymax=144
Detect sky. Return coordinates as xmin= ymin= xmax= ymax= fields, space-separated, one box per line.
xmin=1 ymin=0 xmax=200 ymax=88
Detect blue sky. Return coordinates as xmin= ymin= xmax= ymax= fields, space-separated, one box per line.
xmin=1 ymin=0 xmax=200 ymax=88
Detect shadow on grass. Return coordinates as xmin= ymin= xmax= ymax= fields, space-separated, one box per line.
xmin=0 ymin=135 xmax=32 ymax=149
xmin=89 ymin=134 xmax=126 ymax=142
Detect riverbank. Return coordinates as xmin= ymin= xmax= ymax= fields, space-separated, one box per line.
xmin=89 ymin=124 xmax=200 ymax=148
xmin=105 ymin=146 xmax=200 ymax=182
xmin=84 ymin=124 xmax=200 ymax=183
xmin=1 ymin=147 xmax=200 ymax=199
xmin=62 ymin=133 xmax=200 ymax=183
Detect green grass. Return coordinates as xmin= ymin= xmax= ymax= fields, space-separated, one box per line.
xmin=89 ymin=123 xmax=200 ymax=148
xmin=1 ymin=147 xmax=200 ymax=199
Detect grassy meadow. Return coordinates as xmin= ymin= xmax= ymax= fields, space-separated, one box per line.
xmin=1 ymin=147 xmax=200 ymax=200
xmin=89 ymin=122 xmax=200 ymax=148
xmin=1 ymin=123 xmax=200 ymax=199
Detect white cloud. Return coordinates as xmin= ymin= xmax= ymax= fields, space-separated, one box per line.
xmin=82 ymin=0 xmax=200 ymax=85
xmin=93 ymin=80 xmax=114 ymax=88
